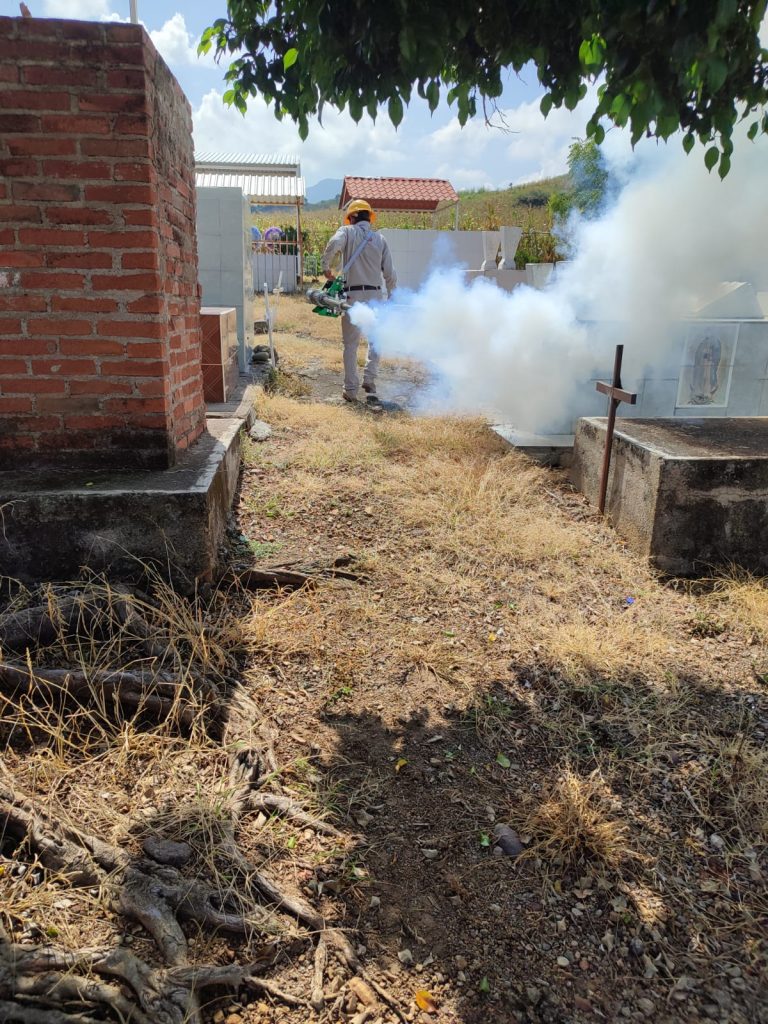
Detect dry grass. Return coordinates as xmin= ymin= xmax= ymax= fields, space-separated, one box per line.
xmin=520 ymin=768 xmax=634 ymax=870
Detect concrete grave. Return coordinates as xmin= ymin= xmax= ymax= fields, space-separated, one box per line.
xmin=570 ymin=417 xmax=768 ymax=575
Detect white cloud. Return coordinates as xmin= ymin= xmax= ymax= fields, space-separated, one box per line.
xmin=192 ymin=89 xmax=406 ymax=182
xmin=42 ymin=0 xmax=112 ymax=16
xmin=150 ymin=13 xmax=214 ymax=68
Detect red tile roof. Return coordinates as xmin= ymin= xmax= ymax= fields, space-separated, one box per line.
xmin=339 ymin=176 xmax=459 ymax=213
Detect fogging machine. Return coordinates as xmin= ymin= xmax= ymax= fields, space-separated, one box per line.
xmin=307 ymin=277 xmax=350 ymax=317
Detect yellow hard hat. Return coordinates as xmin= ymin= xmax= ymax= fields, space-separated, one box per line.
xmin=344 ymin=199 xmax=376 ymax=224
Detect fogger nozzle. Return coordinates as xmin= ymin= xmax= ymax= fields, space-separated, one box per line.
xmin=306 ymin=287 xmax=350 ymax=314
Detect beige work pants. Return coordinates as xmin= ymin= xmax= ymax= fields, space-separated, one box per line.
xmin=341 ymin=293 xmax=380 ymax=396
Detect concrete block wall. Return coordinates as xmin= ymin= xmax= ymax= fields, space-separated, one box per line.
xmin=0 ymin=15 xmax=205 ymax=471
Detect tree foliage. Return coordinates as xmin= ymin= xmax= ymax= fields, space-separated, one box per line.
xmin=549 ymin=139 xmax=610 ymax=220
xmin=200 ymin=0 xmax=768 ymax=176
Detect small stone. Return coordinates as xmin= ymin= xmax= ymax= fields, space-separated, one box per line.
xmin=213 ymin=1013 xmax=225 ymax=1024
xmin=225 ymin=1014 xmax=243 ymax=1024
xmin=347 ymin=977 xmax=377 ymax=1006
xmin=492 ymin=823 xmax=524 ymax=858
xmin=709 ymin=833 xmax=725 ymax=852
xmin=526 ymin=986 xmax=541 ymax=1005
xmin=629 ymin=937 xmax=645 ymax=957
xmin=455 ymin=956 xmax=468 ymax=970
xmin=142 ymin=837 xmax=192 ymax=867
xmin=574 ymin=995 xmax=593 ymax=1012
xmin=579 ymin=959 xmax=589 ymax=970
xmin=557 ymin=956 xmax=570 ymax=968
xmin=249 ymin=420 xmax=272 ymax=442
xmin=601 ymin=930 xmax=615 ymax=952
xmin=489 ymin=903 xmax=502 ymax=913
xmin=637 ymin=997 xmax=655 ymax=1016
xmin=398 ymin=948 xmax=414 ymax=965
xmin=457 ymin=971 xmax=467 ymax=982
xmin=369 ymin=896 xmax=381 ymax=910
xmin=702 ymin=1004 xmax=720 ymax=1019
xmin=422 ymin=848 xmax=439 ymax=860
xmin=729 ymin=977 xmax=747 ymax=992
xmin=557 ymin=917 xmax=567 ymax=934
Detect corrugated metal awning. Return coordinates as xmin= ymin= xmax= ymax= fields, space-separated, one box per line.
xmin=196 ymin=151 xmax=301 ymax=175
xmin=195 ymin=172 xmax=305 ymax=205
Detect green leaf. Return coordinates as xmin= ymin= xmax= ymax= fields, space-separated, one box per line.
xmin=426 ymin=80 xmax=440 ymax=112
xmin=706 ymin=57 xmax=728 ymax=92
xmin=478 ymin=976 xmax=491 ymax=994
xmin=479 ymin=831 xmax=491 ymax=848
xmin=495 ymin=752 xmax=511 ymax=768
xmin=747 ymin=121 xmax=759 ymax=141
xmin=388 ymin=94 xmax=404 ymax=128
xmin=718 ymin=152 xmax=731 ymax=178
xmin=283 ymin=47 xmax=298 ymax=70
xmin=682 ymin=132 xmax=695 ymax=154
xmin=704 ymin=145 xmax=719 ymax=171
xmin=222 ymin=88 xmax=235 ymax=106
xmin=540 ymin=93 xmax=554 ymax=117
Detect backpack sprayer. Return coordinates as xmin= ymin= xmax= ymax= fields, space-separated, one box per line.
xmin=306 ymin=276 xmax=350 ymax=317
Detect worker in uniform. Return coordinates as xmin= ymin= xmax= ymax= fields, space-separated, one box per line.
xmin=322 ymin=200 xmax=397 ymax=403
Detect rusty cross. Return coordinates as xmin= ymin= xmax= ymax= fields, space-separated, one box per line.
xmin=595 ymin=344 xmax=637 ymax=515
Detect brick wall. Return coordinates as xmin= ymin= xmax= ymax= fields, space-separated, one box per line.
xmin=0 ymin=16 xmax=206 ymax=471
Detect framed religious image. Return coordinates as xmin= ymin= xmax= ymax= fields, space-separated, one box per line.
xmin=676 ymin=322 xmax=739 ymax=409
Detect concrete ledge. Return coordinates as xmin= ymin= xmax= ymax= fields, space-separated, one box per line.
xmin=493 ymin=425 xmax=574 ymax=467
xmin=571 ymin=416 xmax=768 ymax=575
xmin=0 ymin=417 xmax=244 ymax=585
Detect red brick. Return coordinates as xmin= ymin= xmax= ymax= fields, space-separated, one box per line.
xmin=121 ymin=252 xmax=159 ymax=270
xmin=0 ymin=359 xmax=29 ymax=375
xmin=130 ymin=413 xmax=167 ymax=430
xmin=51 ymin=296 xmax=118 ymax=313
xmin=70 ymin=379 xmax=132 ymax=396
xmin=45 ymin=252 xmax=113 ymax=270
xmin=0 ymin=90 xmax=70 ymax=111
xmin=0 ymin=338 xmax=56 ymax=356
xmin=0 ymin=113 xmax=41 ymax=133
xmin=124 ymin=341 xmax=164 ymax=359
xmin=0 ymin=65 xmax=19 ymax=84
xmin=32 ymin=358 xmax=97 ymax=375
xmin=46 ymin=207 xmax=113 ymax=226
xmin=0 ymin=295 xmax=47 ymax=312
xmin=100 ymin=359 xmax=165 ymax=377
xmin=80 ymin=138 xmax=146 ymax=158
xmin=7 ymin=136 xmax=77 ymax=157
xmin=16 ymin=415 xmax=63 ymax=432
xmin=122 ymin=209 xmax=157 ymax=227
xmin=0 ymin=205 xmax=41 ymax=224
xmin=0 ymin=252 xmax=45 ymax=268
xmin=78 ymin=92 xmax=147 ymax=114
xmin=41 ymin=114 xmax=110 ymax=135
xmin=22 ymin=271 xmax=85 ymax=290
xmin=107 ymin=24 xmax=144 ymax=43
xmin=58 ymin=21 xmax=105 ymax=42
xmin=64 ymin=414 xmax=126 ymax=430
xmin=41 ymin=160 xmax=111 ymax=180
xmin=19 ymin=228 xmax=87 ymax=247
xmin=0 ymin=435 xmax=36 ymax=451
xmin=114 ymin=163 xmax=153 ymax=183
xmin=98 ymin=319 xmax=164 ymax=339
xmin=103 ymin=396 xmax=166 ymax=413
xmin=0 ymin=157 xmax=39 ymax=176
xmin=14 ymin=182 xmax=81 ymax=202
xmin=0 ymin=318 xmax=22 ymax=334
xmin=60 ymin=338 xmax=124 ymax=356
xmin=3 ymin=378 xmax=66 ymax=394
xmin=0 ymin=395 xmax=33 ymax=413
xmin=27 ymin=319 xmax=92 ymax=337
xmin=114 ymin=114 xmax=149 ymax=136
xmin=133 ymin=378 xmax=169 ymax=398
xmin=84 ymin=184 xmax=155 ymax=204
xmin=92 ymin=272 xmax=161 ymax=292
xmin=23 ymin=66 xmax=100 ymax=87
xmin=126 ymin=295 xmax=163 ymax=314
xmin=89 ymin=230 xmax=156 ymax=248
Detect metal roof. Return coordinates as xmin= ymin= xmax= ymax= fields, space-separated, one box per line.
xmin=340 ymin=176 xmax=459 ymax=212
xmin=195 ymin=171 xmax=305 ymax=204
xmin=195 ymin=152 xmax=301 ymax=176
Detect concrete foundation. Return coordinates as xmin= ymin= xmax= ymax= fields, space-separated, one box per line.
xmin=0 ymin=415 xmax=246 ymax=585
xmin=571 ymin=417 xmax=768 ymax=574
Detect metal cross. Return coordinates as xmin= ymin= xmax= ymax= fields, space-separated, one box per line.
xmin=595 ymin=344 xmax=637 ymax=515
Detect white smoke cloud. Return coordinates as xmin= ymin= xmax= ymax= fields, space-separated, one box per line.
xmin=149 ymin=13 xmax=216 ymax=68
xmin=351 ymin=131 xmax=768 ymax=433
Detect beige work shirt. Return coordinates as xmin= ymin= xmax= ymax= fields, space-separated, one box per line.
xmin=322 ymin=222 xmax=397 ymax=294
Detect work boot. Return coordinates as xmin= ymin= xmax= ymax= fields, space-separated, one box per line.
xmin=362 ymin=382 xmax=377 ymax=396
xmin=342 ymin=391 xmax=357 ymax=403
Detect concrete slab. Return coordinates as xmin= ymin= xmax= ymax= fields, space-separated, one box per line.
xmin=493 ymin=425 xmax=574 ymax=466
xmin=205 ymin=376 xmax=259 ymax=427
xmin=570 ymin=416 xmax=768 ymax=574
xmin=0 ymin=417 xmax=245 ymax=585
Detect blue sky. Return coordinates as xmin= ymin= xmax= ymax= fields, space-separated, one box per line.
xmin=4 ymin=0 xmax=737 ymax=191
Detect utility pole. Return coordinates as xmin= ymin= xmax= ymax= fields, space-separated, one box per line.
xmin=129 ymin=0 xmax=138 ymax=23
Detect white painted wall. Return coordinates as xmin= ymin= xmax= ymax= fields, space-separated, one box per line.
xmin=196 ymin=187 xmax=255 ymax=372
